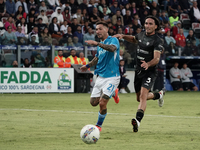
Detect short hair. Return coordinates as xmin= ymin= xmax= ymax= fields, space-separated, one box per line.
xmin=145 ymin=15 xmax=160 ymax=31
xmin=96 ymin=21 xmax=108 ymax=28
xmin=70 ymin=49 xmax=76 ymax=52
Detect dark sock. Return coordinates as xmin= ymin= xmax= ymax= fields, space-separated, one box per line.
xmin=153 ymin=92 xmax=160 ymax=100
xmin=136 ymin=109 xmax=144 ymax=122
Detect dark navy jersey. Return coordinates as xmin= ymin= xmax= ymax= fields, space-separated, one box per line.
xmin=135 ymin=31 xmax=164 ymax=71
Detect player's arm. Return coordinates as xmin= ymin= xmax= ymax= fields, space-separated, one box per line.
xmin=113 ymin=34 xmax=137 ymax=43
xmin=80 ymin=56 xmax=98 ymax=72
xmin=85 ymin=40 xmax=117 ymax=52
xmin=141 ymin=51 xmax=161 ymax=70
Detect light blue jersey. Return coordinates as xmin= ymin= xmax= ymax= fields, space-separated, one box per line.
xmin=94 ymin=36 xmax=120 ymax=78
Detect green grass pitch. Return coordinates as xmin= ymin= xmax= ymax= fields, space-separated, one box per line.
xmin=0 ymin=92 xmax=200 ymax=150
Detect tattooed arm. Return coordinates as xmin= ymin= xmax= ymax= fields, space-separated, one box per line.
xmin=113 ymin=34 xmax=137 ymax=43
xmin=85 ymin=40 xmax=117 ymax=52
xmin=80 ymin=56 xmax=98 ymax=72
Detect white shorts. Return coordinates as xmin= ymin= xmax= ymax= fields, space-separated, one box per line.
xmin=91 ymin=76 xmax=120 ymax=98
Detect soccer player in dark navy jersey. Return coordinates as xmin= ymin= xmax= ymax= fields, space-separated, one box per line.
xmin=114 ymin=16 xmax=165 ymax=132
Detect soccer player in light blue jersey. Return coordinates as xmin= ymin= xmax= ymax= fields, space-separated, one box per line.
xmin=80 ymin=21 xmax=120 ymax=132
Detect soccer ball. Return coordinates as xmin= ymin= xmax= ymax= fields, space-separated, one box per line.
xmin=80 ymin=124 xmax=100 ymax=144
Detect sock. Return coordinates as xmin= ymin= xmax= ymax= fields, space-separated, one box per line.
xmin=136 ymin=109 xmax=144 ymax=122
xmin=96 ymin=112 xmax=107 ymax=127
xmin=153 ymin=92 xmax=160 ymax=100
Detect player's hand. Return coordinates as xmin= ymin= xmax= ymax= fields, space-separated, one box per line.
xmin=177 ymin=75 xmax=181 ymax=79
xmin=113 ymin=34 xmax=124 ymax=40
xmin=85 ymin=40 xmax=98 ymax=46
xmin=141 ymin=60 xmax=149 ymax=70
xmin=80 ymin=65 xmax=88 ymax=72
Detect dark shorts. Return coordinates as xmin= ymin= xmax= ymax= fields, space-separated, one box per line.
xmin=182 ymin=82 xmax=195 ymax=91
xmin=171 ymin=81 xmax=183 ymax=90
xmin=134 ymin=70 xmax=157 ymax=93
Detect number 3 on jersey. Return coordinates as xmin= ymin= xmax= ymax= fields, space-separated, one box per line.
xmin=146 ymin=77 xmax=151 ymax=83
xmin=107 ymin=84 xmax=115 ymax=93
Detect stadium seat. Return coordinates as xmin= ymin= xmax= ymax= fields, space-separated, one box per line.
xmin=192 ymin=23 xmax=200 ymax=38
xmin=165 ymin=78 xmax=170 ymax=84
xmin=165 ymin=83 xmax=173 ymax=91
xmin=1 ymin=17 xmax=8 ymax=24
xmin=180 ymin=13 xmax=191 ymax=29
xmin=191 ymin=78 xmax=197 ymax=86
xmin=46 ymin=9 xmax=54 ymax=17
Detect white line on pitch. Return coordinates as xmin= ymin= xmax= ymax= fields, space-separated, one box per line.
xmin=0 ymin=108 xmax=200 ymax=119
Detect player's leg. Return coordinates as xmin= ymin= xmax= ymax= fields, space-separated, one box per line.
xmin=190 ymin=82 xmax=198 ymax=91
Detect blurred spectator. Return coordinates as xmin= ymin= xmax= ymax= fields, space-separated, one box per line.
xmin=163 ymin=21 xmax=171 ymax=34
xmin=100 ymin=7 xmax=111 ymax=23
xmin=151 ymin=9 xmax=159 ymax=20
xmin=175 ymin=28 xmax=186 ymax=49
xmin=79 ymin=52 xmax=88 ymax=65
xmin=15 ymin=0 xmax=28 ymax=14
xmin=169 ymin=11 xmax=179 ymax=27
xmin=124 ymin=22 xmax=133 ymax=35
xmin=0 ymin=0 xmax=9 ymax=18
xmin=70 ymin=0 xmax=79 ymax=15
xmin=98 ymin=0 xmax=111 ymax=14
xmin=117 ymin=27 xmax=123 ymax=34
xmin=191 ymin=40 xmax=199 ymax=56
xmin=112 ymin=9 xmax=124 ymax=26
xmin=37 ymin=10 xmax=49 ymax=25
xmin=179 ymin=0 xmax=190 ymax=14
xmin=159 ymin=10 xmax=170 ymax=27
xmin=49 ymin=17 xmax=62 ymax=39
xmin=54 ymin=50 xmax=66 ymax=68
xmin=73 ymin=36 xmax=83 ymax=47
xmin=15 ymin=6 xmax=27 ymax=26
xmin=182 ymin=41 xmax=192 ymax=56
xmin=181 ymin=63 xmax=198 ymax=91
xmin=108 ymin=27 xmax=114 ymax=36
xmin=153 ymin=49 xmax=166 ymax=91
xmin=27 ymin=0 xmax=38 ymax=15
xmin=80 ymin=9 xmax=89 ymax=25
xmin=110 ymin=0 xmax=119 ymax=15
xmin=70 ymin=18 xmax=78 ymax=34
xmin=133 ymin=13 xmax=141 ymax=25
xmin=165 ymin=30 xmax=176 ymax=46
xmin=61 ymin=2 xmax=71 ymax=13
xmin=121 ymin=3 xmax=131 ymax=16
xmin=67 ymin=37 xmax=74 ymax=46
xmin=33 ymin=53 xmax=45 ymax=67
xmin=65 ymin=49 xmax=82 ymax=68
xmin=140 ymin=10 xmax=149 ymax=26
xmin=186 ymin=29 xmax=196 ymax=43
xmin=172 ymin=20 xmax=181 ymax=37
xmin=132 ymin=19 xmax=141 ymax=34
xmin=27 ymin=8 xmax=37 ymax=22
xmin=37 ymin=18 xmax=47 ymax=33
xmin=51 ymin=7 xmax=64 ymax=25
xmin=62 ymin=6 xmax=71 ymax=24
xmin=41 ymin=36 xmax=51 ymax=46
xmin=29 ymin=34 xmax=39 ymax=45
xmin=130 ymin=2 xmax=138 ymax=18
xmin=79 ymin=0 xmax=88 ymax=12
xmin=165 ymin=42 xmax=178 ymax=56
xmin=63 ymin=26 xmax=73 ymax=39
xmin=82 ymin=20 xmax=92 ymax=33
xmin=119 ymin=59 xmax=129 ymax=93
xmin=72 ymin=8 xmax=82 ymax=24
xmin=138 ymin=1 xmax=150 ymax=22
xmin=41 ymin=27 xmax=52 ymax=42
xmin=123 ymin=9 xmax=132 ymax=26
xmin=23 ymin=58 xmax=32 ymax=68
xmin=168 ymin=0 xmax=181 ymax=15
xmin=17 ymin=37 xmax=26 ymax=45
xmin=27 ymin=16 xmax=36 ymax=33
xmin=4 ymin=16 xmax=16 ymax=31
xmin=150 ymin=1 xmax=160 ymax=15
xmin=12 ymin=60 xmax=18 ymax=67
xmin=60 ymin=20 xmax=68 ymax=35
xmin=158 ymin=28 xmax=166 ymax=40
xmin=83 ymin=27 xmax=95 ymax=45
xmin=5 ymin=0 xmax=15 ymax=18
xmin=88 ymin=0 xmax=96 ymax=14
xmin=48 ymin=0 xmax=60 ymax=11
xmin=162 ymin=0 xmax=169 ymax=11
xmin=73 ymin=25 xmax=83 ymax=44
xmin=189 ymin=1 xmax=200 ymax=23
xmin=169 ymin=62 xmax=183 ymax=91
xmin=28 ymin=26 xmax=39 ymax=43
xmin=39 ymin=1 xmax=47 ymax=13
xmin=90 ymin=7 xmax=101 ymax=28
xmin=2 ymin=25 xmax=17 ymax=45
xmin=15 ymin=24 xmax=26 ymax=38
xmin=0 ymin=20 xmax=5 ymax=36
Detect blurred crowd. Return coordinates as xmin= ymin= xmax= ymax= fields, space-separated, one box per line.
xmin=0 ymin=0 xmax=200 ymax=68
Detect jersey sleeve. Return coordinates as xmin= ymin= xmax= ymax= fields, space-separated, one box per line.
xmin=110 ymin=37 xmax=120 ymax=50
xmin=154 ymin=38 xmax=164 ymax=53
